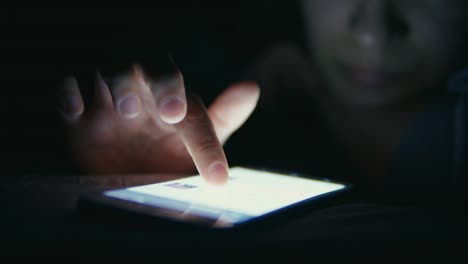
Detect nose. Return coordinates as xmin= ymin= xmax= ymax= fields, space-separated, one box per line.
xmin=349 ymin=0 xmax=409 ymax=48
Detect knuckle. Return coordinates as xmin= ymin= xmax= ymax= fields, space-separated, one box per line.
xmin=75 ymin=111 xmax=115 ymax=144
xmin=195 ymin=137 xmax=219 ymax=154
xmin=87 ymin=119 xmax=114 ymax=144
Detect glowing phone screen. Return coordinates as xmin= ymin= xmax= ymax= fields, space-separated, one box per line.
xmin=104 ymin=167 xmax=346 ymax=225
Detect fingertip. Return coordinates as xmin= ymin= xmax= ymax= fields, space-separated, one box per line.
xmin=205 ymin=161 xmax=229 ymax=186
xmin=247 ymin=81 xmax=261 ymax=95
xmin=239 ymin=80 xmax=260 ymax=89
xmin=236 ymin=81 xmax=261 ymax=98
xmin=208 ymin=81 xmax=261 ymax=144
xmin=224 ymin=81 xmax=261 ymax=103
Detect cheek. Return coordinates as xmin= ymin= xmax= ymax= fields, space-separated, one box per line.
xmin=410 ymin=18 xmax=465 ymax=86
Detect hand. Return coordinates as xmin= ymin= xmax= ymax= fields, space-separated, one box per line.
xmin=57 ymin=64 xmax=260 ymax=185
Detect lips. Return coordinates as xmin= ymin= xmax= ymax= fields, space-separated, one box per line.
xmin=349 ymin=67 xmax=386 ymax=86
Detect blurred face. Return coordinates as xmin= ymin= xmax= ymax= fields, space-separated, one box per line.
xmin=302 ymin=0 xmax=468 ymax=108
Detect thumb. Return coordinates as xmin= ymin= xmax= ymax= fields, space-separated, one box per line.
xmin=208 ymin=81 xmax=260 ymax=144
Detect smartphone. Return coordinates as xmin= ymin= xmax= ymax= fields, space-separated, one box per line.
xmin=78 ymin=167 xmax=352 ymax=229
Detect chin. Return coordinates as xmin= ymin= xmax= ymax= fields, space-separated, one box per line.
xmin=325 ymin=69 xmax=430 ymax=109
xmin=321 ymin=61 xmax=431 ymax=109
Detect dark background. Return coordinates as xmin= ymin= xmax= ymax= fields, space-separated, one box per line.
xmin=2 ymin=6 xmax=468 ymax=259
xmin=0 ymin=3 xmax=306 ymax=175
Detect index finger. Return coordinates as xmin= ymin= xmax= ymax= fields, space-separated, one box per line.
xmin=174 ymin=94 xmax=229 ymax=186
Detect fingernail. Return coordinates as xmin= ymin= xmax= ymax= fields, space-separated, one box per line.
xmin=118 ymin=94 xmax=141 ymax=118
xmin=60 ymin=94 xmax=82 ymax=117
xmin=160 ymin=96 xmax=184 ymax=120
xmin=207 ymin=161 xmax=228 ymax=185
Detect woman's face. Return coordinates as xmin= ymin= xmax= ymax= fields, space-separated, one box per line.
xmin=302 ymin=0 xmax=468 ymax=108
